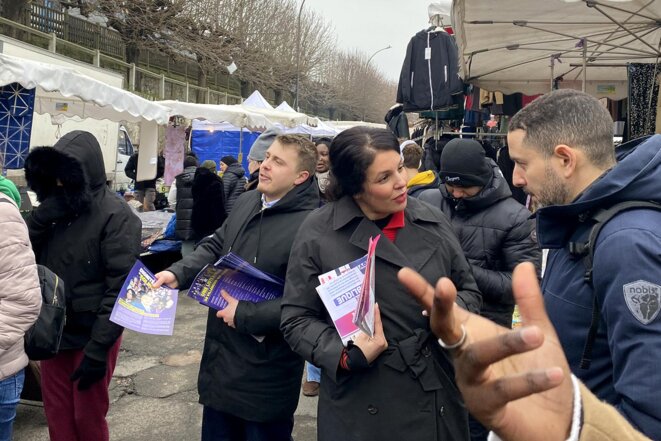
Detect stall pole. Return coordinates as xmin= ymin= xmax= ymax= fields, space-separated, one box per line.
xmin=550 ymin=55 xmax=555 ymax=91
xmin=582 ymin=43 xmax=587 ymax=92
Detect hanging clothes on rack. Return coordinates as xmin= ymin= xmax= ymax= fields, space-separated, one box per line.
xmin=627 ymin=63 xmax=660 ymax=139
xmin=397 ymin=27 xmax=463 ymax=112
xmin=384 ymin=104 xmax=410 ymax=139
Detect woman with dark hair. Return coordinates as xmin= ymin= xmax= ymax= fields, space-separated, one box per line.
xmin=281 ymin=126 xmax=481 ymax=441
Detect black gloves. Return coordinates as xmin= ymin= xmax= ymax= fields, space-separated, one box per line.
xmin=70 ymin=356 xmax=107 ymax=390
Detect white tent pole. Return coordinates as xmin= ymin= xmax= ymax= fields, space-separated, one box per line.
xmin=550 ymin=55 xmax=555 ymax=92
xmin=582 ymin=42 xmax=587 ymax=93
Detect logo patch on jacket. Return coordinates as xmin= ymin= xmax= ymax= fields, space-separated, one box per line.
xmin=623 ymin=280 xmax=661 ymax=324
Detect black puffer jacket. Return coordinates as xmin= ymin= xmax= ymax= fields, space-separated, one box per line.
xmin=191 ymin=167 xmax=227 ymax=241
xmin=419 ymin=162 xmax=541 ymax=327
xmin=174 ymin=166 xmax=196 ymax=241
xmin=222 ymin=162 xmax=247 ymax=214
xmin=168 ymin=177 xmax=320 ymax=422
xmin=25 ymin=131 xmax=141 ymax=361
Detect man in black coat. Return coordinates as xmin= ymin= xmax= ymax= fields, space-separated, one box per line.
xmin=153 ymin=134 xmax=320 ymax=441
xmin=124 ymin=149 xmax=164 ymax=211
xmin=420 ymin=139 xmax=541 ymax=328
xmin=192 ymin=160 xmax=227 ymax=241
xmin=419 ymin=138 xmax=541 ymax=441
xmin=24 ymin=131 xmax=141 ymax=441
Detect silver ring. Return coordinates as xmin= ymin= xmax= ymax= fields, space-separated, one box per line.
xmin=437 ymin=324 xmax=467 ymax=350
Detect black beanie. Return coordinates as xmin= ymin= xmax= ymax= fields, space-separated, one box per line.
xmin=220 ymin=155 xmax=238 ymax=166
xmin=439 ymin=138 xmax=492 ymax=187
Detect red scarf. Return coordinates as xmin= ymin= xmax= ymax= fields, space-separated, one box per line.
xmin=382 ymin=211 xmax=405 ymax=242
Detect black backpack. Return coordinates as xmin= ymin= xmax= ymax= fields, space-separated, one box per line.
xmin=24 ymin=264 xmax=66 ymax=360
xmin=0 ymin=197 xmax=66 ymax=359
xmin=568 ymin=200 xmax=661 ymax=369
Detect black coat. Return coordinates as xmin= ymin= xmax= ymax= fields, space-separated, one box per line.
xmin=281 ymin=196 xmax=481 ymax=441
xmin=174 ymin=166 xmax=196 ymax=241
xmin=191 ymin=168 xmax=227 ymax=241
xmin=124 ymin=152 xmax=164 ymax=191
xmin=222 ymin=162 xmax=247 ymax=214
xmin=167 ymin=178 xmax=320 ymax=422
xmin=384 ymin=105 xmax=410 ymax=139
xmin=25 ymin=131 xmax=141 ymax=361
xmin=419 ymin=162 xmax=541 ymax=327
xmin=245 ymin=169 xmax=259 ymax=191
xmin=397 ymin=29 xmax=463 ymax=112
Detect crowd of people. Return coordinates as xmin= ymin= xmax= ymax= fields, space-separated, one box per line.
xmin=1 ymin=89 xmax=659 ymax=441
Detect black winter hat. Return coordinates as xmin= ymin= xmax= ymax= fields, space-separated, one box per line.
xmin=220 ymin=155 xmax=238 ymax=166
xmin=439 ymin=138 xmax=493 ymax=187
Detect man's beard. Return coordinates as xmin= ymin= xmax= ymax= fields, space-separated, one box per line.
xmin=532 ymin=164 xmax=570 ymax=208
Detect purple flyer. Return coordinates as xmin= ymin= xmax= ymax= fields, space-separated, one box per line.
xmin=188 ymin=253 xmax=283 ymax=310
xmin=110 ymin=261 xmax=178 ymax=335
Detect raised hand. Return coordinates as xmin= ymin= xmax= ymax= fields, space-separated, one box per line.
xmin=398 ymin=262 xmax=573 ymax=441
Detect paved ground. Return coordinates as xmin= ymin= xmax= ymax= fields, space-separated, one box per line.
xmin=14 ymin=293 xmax=318 ymax=441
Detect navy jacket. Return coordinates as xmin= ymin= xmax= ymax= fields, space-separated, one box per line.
xmin=538 ymin=135 xmax=661 ymax=440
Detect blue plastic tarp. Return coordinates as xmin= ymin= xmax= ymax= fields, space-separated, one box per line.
xmin=191 ymin=127 xmax=260 ymax=173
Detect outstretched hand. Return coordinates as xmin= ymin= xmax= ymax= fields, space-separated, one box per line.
xmin=398 ymin=262 xmax=573 ymax=441
xmin=152 ymin=270 xmax=179 ymax=289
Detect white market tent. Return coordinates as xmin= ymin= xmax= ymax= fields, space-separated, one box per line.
xmin=0 ymin=53 xmax=170 ymax=124
xmin=275 ymin=101 xmax=339 ymax=136
xmin=0 ymin=52 xmax=170 ymax=181
xmin=241 ymin=90 xmax=319 ymax=128
xmin=452 ymin=0 xmax=661 ymax=100
xmin=157 ymin=100 xmax=272 ymax=131
xmin=329 ymin=121 xmax=387 ymax=131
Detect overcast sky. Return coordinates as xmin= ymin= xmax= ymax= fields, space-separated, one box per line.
xmin=302 ymin=0 xmax=434 ymax=83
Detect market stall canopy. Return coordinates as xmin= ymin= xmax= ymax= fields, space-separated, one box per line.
xmin=275 ymin=101 xmax=339 ymax=136
xmin=328 ymin=121 xmax=387 ymax=131
xmin=0 ymin=53 xmax=170 ymax=124
xmin=452 ymin=0 xmax=661 ymax=100
xmin=158 ymin=100 xmax=272 ymax=131
xmin=241 ymin=90 xmax=319 ymax=128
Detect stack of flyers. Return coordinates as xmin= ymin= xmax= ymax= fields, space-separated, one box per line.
xmin=110 ymin=261 xmax=178 ymax=336
xmin=188 ymin=252 xmax=284 ymax=311
xmin=315 ymin=235 xmax=380 ymax=346
xmin=353 ymin=235 xmax=380 ymax=336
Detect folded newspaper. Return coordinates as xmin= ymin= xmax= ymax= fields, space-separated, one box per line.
xmin=316 ymin=235 xmax=380 ymax=345
xmin=110 ymin=260 xmax=178 ymax=336
xmin=188 ymin=253 xmax=284 ymax=310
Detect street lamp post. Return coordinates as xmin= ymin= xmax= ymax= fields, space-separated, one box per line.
xmin=294 ymin=0 xmax=307 ymax=111
xmin=362 ymin=45 xmax=392 ymax=121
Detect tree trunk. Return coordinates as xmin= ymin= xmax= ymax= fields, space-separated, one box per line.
xmin=274 ymin=89 xmax=283 ymax=105
xmin=3 ymin=0 xmax=29 ymax=38
xmin=197 ymin=67 xmax=208 ymax=103
xmin=240 ymin=80 xmax=251 ymax=98
xmin=126 ymin=43 xmax=140 ymax=65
